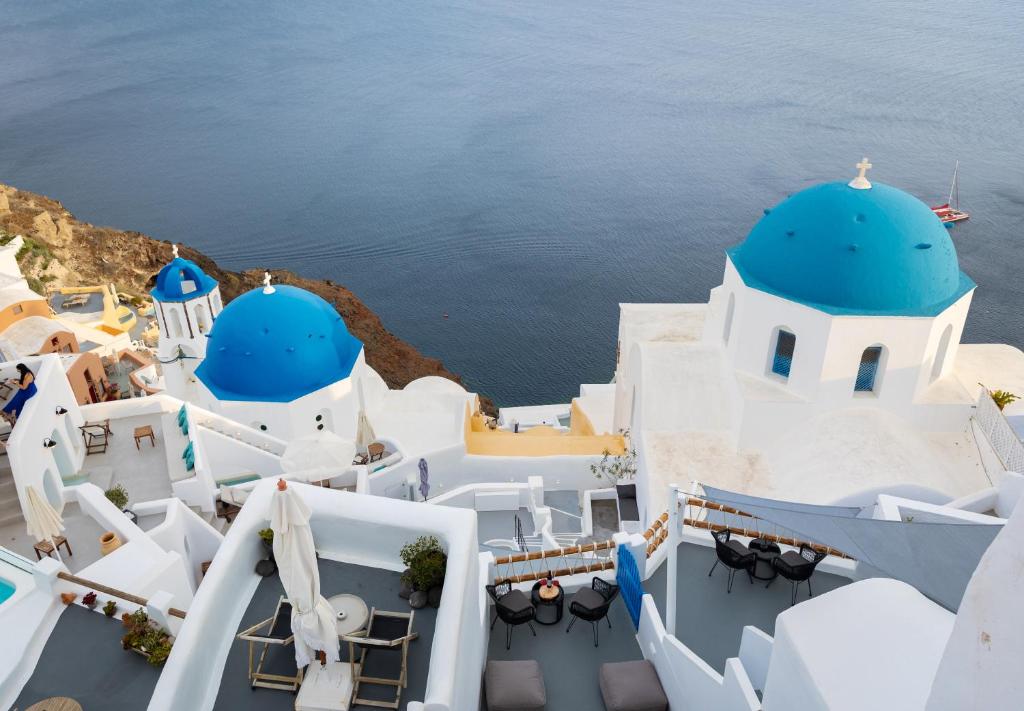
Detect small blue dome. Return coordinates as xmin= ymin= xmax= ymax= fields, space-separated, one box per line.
xmin=151 ymin=257 xmax=218 ymax=302
xmin=728 ymin=181 xmax=975 ymax=315
xmin=195 ymin=285 xmax=363 ymax=402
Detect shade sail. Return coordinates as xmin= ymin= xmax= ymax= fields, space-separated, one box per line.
xmin=701 ymin=485 xmax=1001 ymax=611
xmin=271 ymin=482 xmax=339 ymax=667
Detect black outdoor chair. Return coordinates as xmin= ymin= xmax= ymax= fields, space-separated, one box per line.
xmin=707 ymin=529 xmax=756 ymax=593
xmin=486 ymin=580 xmax=537 ymax=650
xmin=565 ymin=577 xmax=620 ymax=647
xmin=771 ymin=544 xmax=827 ymax=606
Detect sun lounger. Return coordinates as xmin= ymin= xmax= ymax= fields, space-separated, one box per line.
xmin=236 ymin=596 xmax=303 ymax=692
xmin=341 ymin=608 xmax=418 ymax=709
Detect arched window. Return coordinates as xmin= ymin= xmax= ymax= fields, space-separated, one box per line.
xmin=168 ymin=308 xmax=184 ymax=339
xmin=194 ymin=303 xmax=211 ymax=334
xmin=211 ymin=291 xmax=223 ymax=315
xmin=770 ymin=329 xmax=796 ymax=379
xmin=855 ymin=346 xmax=885 ymax=393
xmin=932 ymin=324 xmax=953 ymax=382
xmin=722 ymin=293 xmax=736 ymax=344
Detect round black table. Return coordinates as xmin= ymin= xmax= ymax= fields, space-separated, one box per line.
xmin=747 ymin=538 xmax=781 ymax=581
xmin=530 ymin=581 xmax=564 ymax=625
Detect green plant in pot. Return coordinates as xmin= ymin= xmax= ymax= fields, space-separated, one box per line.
xmin=400 ymin=536 xmax=446 ymax=608
xmin=105 ymin=484 xmax=129 ymax=510
xmin=258 ymin=528 xmax=274 ymax=552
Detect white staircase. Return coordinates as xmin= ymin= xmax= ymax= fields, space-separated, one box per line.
xmin=0 ymin=464 xmax=21 ymax=530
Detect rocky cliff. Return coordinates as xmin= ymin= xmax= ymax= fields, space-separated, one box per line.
xmin=0 ymin=183 xmax=492 ymax=410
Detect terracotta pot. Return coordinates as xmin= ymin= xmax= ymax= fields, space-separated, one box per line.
xmin=60 ymin=592 xmax=77 ymax=606
xmin=100 ymin=531 xmax=122 ymax=556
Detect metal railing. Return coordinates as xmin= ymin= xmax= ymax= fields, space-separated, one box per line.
xmin=974 ymin=388 xmax=1024 ymax=473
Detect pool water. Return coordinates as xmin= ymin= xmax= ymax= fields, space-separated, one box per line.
xmin=0 ymin=578 xmax=15 ymax=605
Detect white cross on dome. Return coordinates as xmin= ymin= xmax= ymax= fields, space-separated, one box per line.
xmin=848 ymin=157 xmax=873 ymax=190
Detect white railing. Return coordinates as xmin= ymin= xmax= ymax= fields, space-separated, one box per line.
xmin=0 ymin=547 xmax=36 ymax=574
xmin=974 ymin=388 xmax=1024 ymax=473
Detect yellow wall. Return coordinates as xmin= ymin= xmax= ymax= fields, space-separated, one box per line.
xmin=464 ymin=406 xmax=625 ymax=457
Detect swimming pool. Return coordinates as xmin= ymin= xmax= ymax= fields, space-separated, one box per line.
xmin=0 ymin=578 xmax=15 ymax=606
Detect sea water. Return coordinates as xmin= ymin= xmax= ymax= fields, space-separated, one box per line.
xmin=1 ymin=1 xmax=1022 ymax=405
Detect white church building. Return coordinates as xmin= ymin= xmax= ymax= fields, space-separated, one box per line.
xmin=612 ymin=161 xmax=1024 ymax=518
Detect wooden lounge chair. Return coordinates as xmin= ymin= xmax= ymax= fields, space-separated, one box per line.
xmin=79 ymin=420 xmax=111 ymax=454
xmin=342 ymin=608 xmax=418 ymax=709
xmin=236 ymin=596 xmax=303 ymax=692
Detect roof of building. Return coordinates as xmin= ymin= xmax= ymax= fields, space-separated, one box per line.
xmin=150 ymin=257 xmax=218 ymax=302
xmin=0 ymin=315 xmax=69 ymax=355
xmin=195 ymin=284 xmax=363 ymax=403
xmin=728 ymin=181 xmax=975 ymax=316
xmin=0 ymin=285 xmax=46 ymax=312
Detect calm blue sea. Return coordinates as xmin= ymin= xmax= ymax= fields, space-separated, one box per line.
xmin=1 ymin=1 xmax=1022 ymax=405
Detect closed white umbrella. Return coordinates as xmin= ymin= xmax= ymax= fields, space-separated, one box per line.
xmin=271 ymin=479 xmax=339 ymax=668
xmin=25 ymin=485 xmax=64 ymax=563
xmin=280 ymin=430 xmax=356 ymax=483
xmin=356 ymin=411 xmax=377 ymax=453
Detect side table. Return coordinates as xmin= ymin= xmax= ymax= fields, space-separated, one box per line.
xmin=530 ymin=581 xmax=564 ymax=625
xmin=747 ymin=538 xmax=781 ymax=582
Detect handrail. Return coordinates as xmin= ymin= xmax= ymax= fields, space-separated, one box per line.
xmin=495 ymin=559 xmax=615 ymax=585
xmin=492 ymin=539 xmax=615 ymax=565
xmin=57 ymin=571 xmax=187 ymax=619
xmin=0 ymin=546 xmax=37 ymax=574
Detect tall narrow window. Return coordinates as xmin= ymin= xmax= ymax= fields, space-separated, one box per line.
xmin=932 ymin=325 xmax=953 ymax=382
xmin=723 ymin=293 xmax=736 ymax=344
xmin=772 ymin=330 xmax=796 ymax=379
xmin=855 ymin=346 xmax=883 ymax=393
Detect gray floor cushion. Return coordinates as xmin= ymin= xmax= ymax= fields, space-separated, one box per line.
xmin=485 ymin=659 xmax=546 ymax=711
xmin=599 ymin=660 xmax=668 ymax=711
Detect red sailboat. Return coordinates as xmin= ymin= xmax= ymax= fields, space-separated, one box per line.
xmin=932 ymin=161 xmax=968 ymax=224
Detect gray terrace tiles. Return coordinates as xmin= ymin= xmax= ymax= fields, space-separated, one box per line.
xmin=215 ymin=559 xmax=435 ymax=711
xmin=485 ymin=579 xmax=641 ymax=711
xmin=14 ymin=604 xmax=161 ymax=711
xmin=484 ymin=540 xmax=852 ymax=708
xmin=643 ymin=541 xmax=851 ymax=672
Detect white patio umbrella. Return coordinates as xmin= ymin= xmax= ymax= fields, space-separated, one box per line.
xmin=356 ymin=410 xmax=377 ymax=453
xmin=25 ymin=485 xmax=65 ymax=563
xmin=280 ymin=430 xmax=356 ymax=483
xmin=271 ymin=479 xmax=339 ymax=668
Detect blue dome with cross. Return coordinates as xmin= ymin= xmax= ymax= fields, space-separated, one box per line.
xmin=195 ymin=284 xmax=363 ymax=402
xmin=150 ymin=257 xmax=218 ymax=303
xmin=728 ymin=165 xmax=975 ymax=316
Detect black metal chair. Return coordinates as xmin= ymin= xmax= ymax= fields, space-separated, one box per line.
xmin=707 ymin=529 xmax=756 ymax=593
xmin=565 ymin=577 xmax=620 ymax=647
xmin=486 ymin=580 xmax=537 ymax=650
xmin=771 ymin=544 xmax=827 ymax=606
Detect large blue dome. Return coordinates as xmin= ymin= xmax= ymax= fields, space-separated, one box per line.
xmin=196 ymin=285 xmax=363 ymax=402
xmin=150 ymin=257 xmax=218 ymax=302
xmin=727 ymin=181 xmax=975 ymax=315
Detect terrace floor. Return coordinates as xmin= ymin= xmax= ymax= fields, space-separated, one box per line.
xmin=76 ymin=413 xmax=175 ymax=502
xmin=485 ymin=580 xmax=641 ymax=710
xmin=0 ymin=501 xmax=108 ymax=574
xmin=484 ymin=540 xmax=852 ymax=708
xmin=215 ymin=559 xmax=436 ymax=711
xmin=643 ymin=541 xmax=851 ymax=672
xmin=14 ymin=604 xmax=161 ymax=710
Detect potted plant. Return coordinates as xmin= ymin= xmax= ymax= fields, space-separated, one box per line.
xmin=103 ymin=600 xmax=118 ymax=618
xmin=82 ymin=591 xmax=98 ymax=610
xmin=121 ymin=608 xmax=174 ymax=668
xmin=258 ymin=528 xmax=274 ymax=555
xmin=980 ymin=384 xmax=1019 ymax=411
xmin=104 ymin=484 xmax=137 ymax=523
xmin=591 ymin=430 xmax=641 ymax=524
xmin=400 ymin=536 xmax=447 ymax=609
